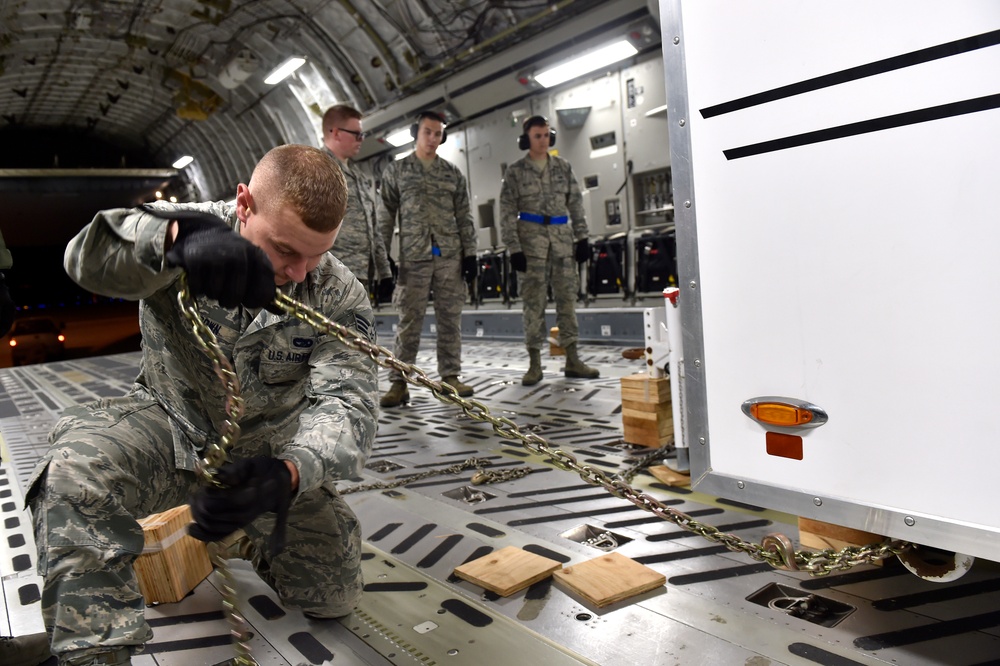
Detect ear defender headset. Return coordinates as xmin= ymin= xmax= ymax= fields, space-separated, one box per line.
xmin=518 ymin=115 xmax=557 ymax=151
xmin=410 ymin=110 xmax=447 ymax=144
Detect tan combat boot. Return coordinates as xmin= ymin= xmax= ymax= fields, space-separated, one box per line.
xmin=442 ymin=375 xmax=474 ymax=397
xmin=564 ymin=343 xmax=599 ymax=379
xmin=380 ymin=381 xmax=410 ymax=408
xmin=522 ymin=348 xmax=543 ymax=386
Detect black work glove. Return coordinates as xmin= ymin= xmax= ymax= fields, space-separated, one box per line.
xmin=0 ymin=272 xmax=14 ymax=338
xmin=188 ymin=456 xmax=293 ymax=557
xmin=377 ymin=276 xmax=395 ymax=304
xmin=141 ymin=205 xmax=277 ymax=310
xmin=462 ymin=255 xmax=478 ymax=284
xmin=510 ymin=252 xmax=527 ymax=273
xmin=575 ymin=238 xmax=590 ymax=264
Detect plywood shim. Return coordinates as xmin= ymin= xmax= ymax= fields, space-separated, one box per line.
xmin=552 ymin=552 xmax=665 ymax=607
xmin=452 ymin=546 xmax=563 ymax=596
xmin=648 ymin=465 xmax=691 ymax=487
xmin=798 ymin=517 xmax=886 ymax=566
xmin=134 ymin=504 xmax=213 ymax=604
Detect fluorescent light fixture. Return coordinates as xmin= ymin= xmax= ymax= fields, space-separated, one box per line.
xmin=535 ymin=40 xmax=639 ymax=88
xmin=394 ymin=149 xmax=413 ymax=161
xmin=264 ymin=56 xmax=306 ymax=85
xmin=172 ymin=155 xmax=194 ymax=169
xmin=386 ymin=128 xmax=414 ymax=147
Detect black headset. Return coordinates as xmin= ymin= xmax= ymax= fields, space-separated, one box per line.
xmin=518 ymin=115 xmax=556 ymax=151
xmin=410 ymin=110 xmax=447 ymax=144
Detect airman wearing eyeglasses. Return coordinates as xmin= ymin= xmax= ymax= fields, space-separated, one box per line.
xmin=322 ymin=104 xmax=393 ymax=304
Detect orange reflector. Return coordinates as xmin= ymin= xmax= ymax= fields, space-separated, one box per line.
xmin=8 ymin=339 xmax=15 ymax=347
xmin=749 ymin=402 xmax=814 ymax=427
xmin=766 ymin=431 xmax=803 ymax=460
xmin=58 ymin=334 xmax=65 ymax=342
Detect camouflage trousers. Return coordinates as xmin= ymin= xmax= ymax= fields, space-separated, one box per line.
xmin=26 ymin=396 xmax=363 ymax=660
xmin=520 ymin=253 xmax=581 ymax=350
xmin=389 ymin=256 xmax=464 ymax=380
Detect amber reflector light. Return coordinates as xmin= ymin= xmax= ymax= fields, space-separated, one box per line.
xmin=749 ymin=402 xmax=814 ymax=427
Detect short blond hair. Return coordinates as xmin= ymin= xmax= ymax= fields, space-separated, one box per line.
xmin=249 ymin=144 xmax=347 ymax=232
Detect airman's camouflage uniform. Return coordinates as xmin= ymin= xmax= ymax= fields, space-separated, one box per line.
xmin=326 ymin=152 xmax=392 ymax=290
xmin=27 ymin=202 xmax=378 ymax=662
xmin=378 ymin=154 xmax=476 ymax=380
xmin=499 ymin=154 xmax=589 ymax=350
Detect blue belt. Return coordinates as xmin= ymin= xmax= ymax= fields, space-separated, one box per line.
xmin=519 ymin=212 xmax=568 ymax=225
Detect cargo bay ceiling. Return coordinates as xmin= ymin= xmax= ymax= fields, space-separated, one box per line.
xmin=0 ymin=0 xmax=660 ymax=247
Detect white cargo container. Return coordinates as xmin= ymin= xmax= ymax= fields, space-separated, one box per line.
xmin=662 ymin=0 xmax=1000 ymax=568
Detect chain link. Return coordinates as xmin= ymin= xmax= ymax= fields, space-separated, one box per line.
xmin=269 ymin=291 xmax=909 ymax=575
xmin=183 ymin=280 xmax=912 ymax=661
xmin=339 ymin=457 xmax=493 ymax=495
xmin=176 ymin=277 xmax=256 ymax=666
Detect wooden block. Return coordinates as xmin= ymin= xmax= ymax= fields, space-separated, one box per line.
xmin=552 ymin=552 xmax=665 ymax=608
xmin=620 ymin=374 xmax=670 ymax=404
xmin=549 ymin=327 xmax=564 ymax=356
xmin=453 ymin=546 xmax=563 ymax=596
xmin=621 ymin=399 xmax=672 ymax=415
xmin=134 ymin=505 xmax=213 ymax=604
xmin=798 ymin=517 xmax=886 ymax=566
xmin=648 ymin=465 xmax=691 ymax=487
xmin=622 ymin=405 xmax=673 ymax=448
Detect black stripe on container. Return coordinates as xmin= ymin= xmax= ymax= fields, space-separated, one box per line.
xmin=855 ymin=610 xmax=1000 ymax=650
xmin=391 ymin=523 xmax=437 ymax=554
xmin=788 ymin=642 xmax=868 ymax=665
xmin=669 ymin=563 xmax=773 ymax=586
xmin=702 ymin=30 xmax=1000 ymax=118
xmin=646 ymin=519 xmax=772 ymax=542
xmin=417 ymin=534 xmax=464 ymax=568
xmin=288 ymin=632 xmax=334 ymax=663
xmin=724 ymin=94 xmax=1000 ymax=160
xmin=368 ymin=522 xmax=402 ymax=542
xmin=873 ymin=577 xmax=1000 ymax=611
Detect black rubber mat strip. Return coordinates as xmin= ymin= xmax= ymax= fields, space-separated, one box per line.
xmin=441 ymin=598 xmax=493 ymax=627
xmin=854 ymin=609 xmax=1000 ymax=650
xmin=391 ymin=523 xmax=438 ymax=554
xmin=364 ymin=582 xmax=429 ymax=592
xmin=634 ymin=544 xmax=730 ymax=564
xmin=787 ymin=642 xmax=868 ymax=665
xmin=525 ymin=577 xmax=554 ymax=600
xmin=474 ymin=492 xmax=631 ymax=514
xmin=146 ymin=610 xmax=226 ymax=627
xmin=523 ymin=543 xmax=571 ymax=563
xmin=649 ymin=482 xmax=692 ymax=495
xmin=606 ymin=507 xmax=722 ymax=529
xmin=368 ymin=522 xmax=402 ymax=542
xmin=4 ymin=517 xmax=20 ymax=528
xmin=466 ymin=522 xmax=505 ymax=538
xmin=507 ymin=504 xmax=658 ymax=526
xmin=646 ymin=519 xmax=772 ymax=542
xmin=669 ymin=562 xmax=774 ymax=586
xmin=288 ymin=631 xmax=334 ymax=663
xmin=715 ymin=498 xmax=767 ymax=511
xmin=507 ymin=483 xmax=596 ymax=498
xmin=143 ymin=634 xmax=233 ymax=653
xmin=873 ymin=577 xmax=1000 ymax=611
xmin=447 ymin=546 xmax=494 ymax=583
xmin=18 ymin=584 xmax=40 ymax=605
xmin=800 ymin=566 xmax=909 ymax=590
xmin=248 ymin=594 xmax=286 ymax=620
xmin=417 ymin=534 xmax=464 ymax=568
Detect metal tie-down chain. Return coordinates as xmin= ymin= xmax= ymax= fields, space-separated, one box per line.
xmin=180 ymin=283 xmax=911 ymax=662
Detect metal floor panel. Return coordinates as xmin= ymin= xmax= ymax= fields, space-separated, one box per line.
xmin=3 ymin=342 xmax=1000 ymax=665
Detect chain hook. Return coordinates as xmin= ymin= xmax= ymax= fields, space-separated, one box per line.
xmin=762 ymin=533 xmax=799 ymax=571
